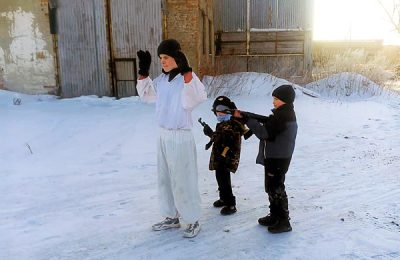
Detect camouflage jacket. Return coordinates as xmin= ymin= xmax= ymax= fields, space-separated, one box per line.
xmin=209 ymin=118 xmax=250 ymax=173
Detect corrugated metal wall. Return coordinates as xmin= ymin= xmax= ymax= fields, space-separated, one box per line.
xmin=275 ymin=0 xmax=304 ymax=29
xmin=214 ymin=0 xmax=246 ymax=32
xmin=56 ymin=0 xmax=162 ymax=98
xmin=109 ymin=0 xmax=162 ymax=97
xmin=57 ymin=0 xmax=111 ymax=98
xmin=215 ymin=0 xmax=312 ymax=31
xmin=250 ymin=0 xmax=278 ymax=29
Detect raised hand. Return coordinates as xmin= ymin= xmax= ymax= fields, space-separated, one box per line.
xmin=137 ymin=50 xmax=151 ymax=77
xmin=174 ymin=51 xmax=192 ymax=75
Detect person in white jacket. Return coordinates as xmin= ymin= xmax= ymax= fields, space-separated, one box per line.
xmin=136 ymin=39 xmax=207 ymax=238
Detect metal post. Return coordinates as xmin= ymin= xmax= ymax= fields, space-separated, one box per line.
xmin=246 ymin=0 xmax=250 ymax=56
xmin=246 ymin=0 xmax=250 ymax=71
xmin=105 ymin=0 xmax=116 ymax=97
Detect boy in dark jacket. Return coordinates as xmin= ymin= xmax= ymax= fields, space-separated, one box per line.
xmin=202 ymin=96 xmax=252 ymax=215
xmin=234 ymin=85 xmax=297 ymax=233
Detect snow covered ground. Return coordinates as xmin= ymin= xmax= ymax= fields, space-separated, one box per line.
xmin=1 ymin=72 xmax=400 ymax=260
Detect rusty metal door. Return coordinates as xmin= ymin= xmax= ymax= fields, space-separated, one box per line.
xmin=107 ymin=0 xmax=163 ymax=98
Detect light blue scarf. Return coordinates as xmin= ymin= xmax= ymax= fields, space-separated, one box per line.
xmin=217 ymin=114 xmax=232 ymax=122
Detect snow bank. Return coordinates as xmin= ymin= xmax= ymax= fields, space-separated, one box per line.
xmin=202 ymin=72 xmax=283 ymax=97
xmin=304 ymin=72 xmax=383 ymax=100
xmin=202 ymin=72 xmax=319 ymax=99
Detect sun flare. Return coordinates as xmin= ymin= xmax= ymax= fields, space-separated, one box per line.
xmin=313 ymin=0 xmax=400 ymax=45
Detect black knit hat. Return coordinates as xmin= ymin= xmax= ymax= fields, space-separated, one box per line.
xmin=272 ymin=85 xmax=295 ymax=104
xmin=212 ymin=96 xmax=237 ymax=115
xmin=157 ymin=39 xmax=181 ymax=59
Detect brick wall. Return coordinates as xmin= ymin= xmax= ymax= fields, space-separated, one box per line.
xmin=165 ymin=0 xmax=214 ymax=78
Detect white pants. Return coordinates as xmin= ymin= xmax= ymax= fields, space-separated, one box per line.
xmin=157 ymin=128 xmax=202 ymax=224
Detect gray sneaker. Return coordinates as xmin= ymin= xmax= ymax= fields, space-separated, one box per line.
xmin=152 ymin=217 xmax=180 ymax=231
xmin=183 ymin=221 xmax=201 ymax=238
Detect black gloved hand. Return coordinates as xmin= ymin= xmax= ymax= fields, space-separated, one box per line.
xmin=174 ymin=51 xmax=192 ymax=74
xmin=137 ymin=50 xmax=151 ymax=77
xmin=203 ymin=124 xmax=213 ymax=137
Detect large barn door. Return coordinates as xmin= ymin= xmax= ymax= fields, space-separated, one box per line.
xmin=107 ymin=0 xmax=162 ymax=98
xmin=57 ymin=0 xmax=111 ymax=98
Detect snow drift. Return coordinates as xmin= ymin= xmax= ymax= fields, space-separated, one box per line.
xmin=304 ymin=72 xmax=383 ymax=100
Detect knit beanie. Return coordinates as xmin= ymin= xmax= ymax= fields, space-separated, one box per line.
xmin=212 ymin=96 xmax=237 ymax=115
xmin=157 ymin=39 xmax=181 ymax=59
xmin=272 ymin=85 xmax=295 ymax=104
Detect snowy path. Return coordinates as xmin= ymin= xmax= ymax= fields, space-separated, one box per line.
xmin=1 ymin=91 xmax=400 ymax=260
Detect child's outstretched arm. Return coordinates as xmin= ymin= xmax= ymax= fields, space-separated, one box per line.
xmin=233 ymin=110 xmax=267 ymax=140
xmin=246 ymin=119 xmax=269 ymax=140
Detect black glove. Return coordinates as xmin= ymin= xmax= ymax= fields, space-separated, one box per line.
xmin=174 ymin=51 xmax=192 ymax=74
xmin=137 ymin=50 xmax=151 ymax=77
xmin=203 ymin=124 xmax=213 ymax=137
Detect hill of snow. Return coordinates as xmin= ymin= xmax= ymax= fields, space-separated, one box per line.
xmin=304 ymin=72 xmax=384 ymax=100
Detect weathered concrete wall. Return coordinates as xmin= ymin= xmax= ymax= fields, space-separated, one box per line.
xmin=0 ymin=0 xmax=56 ymax=94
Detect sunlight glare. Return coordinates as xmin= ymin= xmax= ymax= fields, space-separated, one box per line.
xmin=313 ymin=0 xmax=400 ymax=45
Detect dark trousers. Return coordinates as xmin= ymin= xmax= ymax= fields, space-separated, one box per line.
xmin=215 ymin=167 xmax=236 ymax=206
xmin=264 ymin=158 xmax=291 ymax=219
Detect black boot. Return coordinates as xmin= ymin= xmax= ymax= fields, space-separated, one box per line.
xmin=268 ymin=218 xmax=292 ymax=233
xmin=258 ymin=214 xmax=278 ymax=226
xmin=213 ymin=199 xmax=225 ymax=208
xmin=220 ymin=206 xmax=237 ymax=215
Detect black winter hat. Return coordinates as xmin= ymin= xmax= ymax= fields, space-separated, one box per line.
xmin=212 ymin=96 xmax=237 ymax=115
xmin=272 ymin=85 xmax=295 ymax=104
xmin=157 ymin=39 xmax=181 ymax=59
